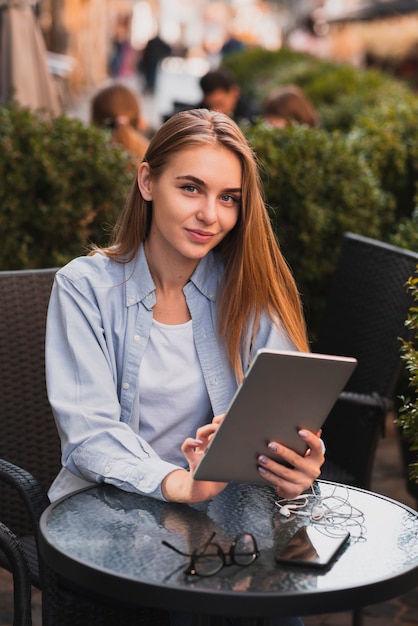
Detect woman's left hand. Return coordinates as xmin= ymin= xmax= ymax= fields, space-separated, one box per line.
xmin=257 ymin=429 xmax=325 ymax=500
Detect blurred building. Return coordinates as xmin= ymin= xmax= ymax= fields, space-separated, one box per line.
xmin=284 ymin=0 xmax=418 ymax=88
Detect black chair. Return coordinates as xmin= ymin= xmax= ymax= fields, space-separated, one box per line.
xmin=312 ymin=233 xmax=418 ymax=626
xmin=313 ymin=232 xmax=418 ymax=490
xmin=0 ymin=268 xmax=169 ymax=625
xmin=0 ymin=521 xmax=32 ymax=626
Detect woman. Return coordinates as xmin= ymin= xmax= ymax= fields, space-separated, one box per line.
xmin=91 ymin=82 xmax=150 ymax=165
xmin=46 ymin=108 xmax=323 ymax=506
xmin=262 ymin=85 xmax=320 ymax=129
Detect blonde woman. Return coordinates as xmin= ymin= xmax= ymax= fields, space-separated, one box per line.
xmin=46 ymin=109 xmax=323 ymax=506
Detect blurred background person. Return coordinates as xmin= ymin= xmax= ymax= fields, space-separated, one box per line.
xmin=138 ymin=33 xmax=172 ymax=94
xmin=91 ymin=83 xmax=150 ymax=165
xmin=199 ymin=67 xmax=260 ymax=125
xmin=262 ymin=85 xmax=320 ymax=128
xmin=108 ymin=14 xmax=136 ymax=78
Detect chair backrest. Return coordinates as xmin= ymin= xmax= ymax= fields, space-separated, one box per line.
xmin=313 ymin=232 xmax=418 ymax=487
xmin=0 ymin=269 xmax=60 ymax=536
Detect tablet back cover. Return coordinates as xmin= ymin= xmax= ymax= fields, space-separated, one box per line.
xmin=193 ymin=349 xmax=357 ymax=484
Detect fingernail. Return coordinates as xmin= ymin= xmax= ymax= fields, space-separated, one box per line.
xmin=268 ymin=442 xmax=278 ymax=453
xmin=258 ymin=455 xmax=268 ymax=465
xmin=298 ymin=430 xmax=308 ymax=438
xmin=192 ymin=439 xmax=203 ymax=445
xmin=258 ymin=466 xmax=267 ymax=474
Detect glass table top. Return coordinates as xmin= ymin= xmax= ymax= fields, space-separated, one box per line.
xmin=40 ymin=481 xmax=418 ymax=616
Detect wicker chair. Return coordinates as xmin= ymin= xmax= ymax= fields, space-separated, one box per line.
xmin=314 ymin=232 xmax=418 ymax=490
xmin=0 ymin=521 xmax=32 ymax=626
xmin=0 ymin=268 xmax=169 ymax=625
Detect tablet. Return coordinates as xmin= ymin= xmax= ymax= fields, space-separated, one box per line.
xmin=193 ymin=349 xmax=357 ymax=484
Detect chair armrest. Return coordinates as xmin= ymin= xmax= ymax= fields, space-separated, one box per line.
xmin=338 ymin=391 xmax=393 ymax=412
xmin=0 ymin=458 xmax=50 ymax=530
xmin=337 ymin=392 xmax=392 ymax=436
xmin=0 ymin=521 xmax=32 ymax=626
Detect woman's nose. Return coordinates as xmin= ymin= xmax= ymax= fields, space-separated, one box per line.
xmin=197 ymin=198 xmax=217 ymax=223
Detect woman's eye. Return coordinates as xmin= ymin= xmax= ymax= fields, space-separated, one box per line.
xmin=182 ymin=185 xmax=198 ymax=193
xmin=221 ymin=194 xmax=240 ymax=205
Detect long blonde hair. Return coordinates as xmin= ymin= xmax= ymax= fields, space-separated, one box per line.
xmin=98 ymin=109 xmax=308 ymax=377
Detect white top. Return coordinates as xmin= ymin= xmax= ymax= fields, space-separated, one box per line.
xmin=138 ymin=318 xmax=212 ymax=468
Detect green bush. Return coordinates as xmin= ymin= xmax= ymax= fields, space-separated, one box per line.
xmin=223 ymin=47 xmax=410 ymax=131
xmin=245 ymin=121 xmax=394 ymax=336
xmin=0 ymin=101 xmax=135 ymax=269
xmin=347 ymin=96 xmax=418 ymax=222
xmin=397 ymin=270 xmax=418 ymax=482
xmin=391 ymin=211 xmax=418 ymax=252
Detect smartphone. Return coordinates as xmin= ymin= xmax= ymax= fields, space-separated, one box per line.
xmin=275 ymin=525 xmax=350 ymax=569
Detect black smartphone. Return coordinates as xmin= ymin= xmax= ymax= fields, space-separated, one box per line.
xmin=275 ymin=525 xmax=350 ymax=569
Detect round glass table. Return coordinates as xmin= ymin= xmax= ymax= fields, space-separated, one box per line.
xmin=39 ymin=480 xmax=418 ymax=620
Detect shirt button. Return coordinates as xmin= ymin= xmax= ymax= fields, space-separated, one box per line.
xmin=139 ymin=479 xmax=146 ymax=488
xmin=104 ymin=466 xmax=111 ymax=474
xmin=133 ymin=335 xmax=141 ymax=342
xmin=146 ymin=293 xmax=152 ymax=300
xmin=128 ymin=297 xmax=135 ymax=305
xmin=122 ymin=382 xmax=129 ymax=389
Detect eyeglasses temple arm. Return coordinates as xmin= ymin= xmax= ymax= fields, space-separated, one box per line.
xmin=161 ymin=540 xmax=191 ymax=558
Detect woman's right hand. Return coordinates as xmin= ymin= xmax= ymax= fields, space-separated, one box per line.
xmin=161 ymin=415 xmax=227 ymax=503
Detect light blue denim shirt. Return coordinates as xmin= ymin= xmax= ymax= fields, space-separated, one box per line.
xmin=46 ymin=246 xmax=294 ymax=502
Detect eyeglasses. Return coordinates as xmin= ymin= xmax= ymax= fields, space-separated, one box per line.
xmin=162 ymin=531 xmax=259 ymax=577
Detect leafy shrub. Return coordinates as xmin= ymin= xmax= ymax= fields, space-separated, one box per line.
xmin=0 ymin=101 xmax=135 ymax=269
xmin=223 ymin=47 xmax=410 ymax=131
xmin=397 ymin=270 xmax=418 ymax=482
xmin=245 ymin=121 xmax=395 ymax=336
xmin=391 ymin=211 xmax=418 ymax=252
xmin=347 ymin=96 xmax=418 ymax=221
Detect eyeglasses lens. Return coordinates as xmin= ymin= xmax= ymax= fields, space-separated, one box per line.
xmin=232 ymin=532 xmax=258 ymax=566
xmin=195 ymin=542 xmax=224 ymax=576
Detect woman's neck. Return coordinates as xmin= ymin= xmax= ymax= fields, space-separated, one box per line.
xmin=144 ymin=240 xmax=197 ymax=292
xmin=144 ymin=241 xmax=195 ymax=324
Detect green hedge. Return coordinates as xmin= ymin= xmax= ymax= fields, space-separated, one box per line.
xmin=397 ymin=271 xmax=418 ymax=482
xmin=0 ymin=101 xmax=135 ymax=269
xmin=346 ymin=96 xmax=418 ymax=221
xmin=223 ymin=47 xmax=411 ymax=131
xmin=2 ymin=49 xmax=418 ymax=336
xmin=245 ymin=121 xmax=394 ymax=335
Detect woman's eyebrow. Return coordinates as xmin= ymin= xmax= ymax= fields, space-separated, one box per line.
xmin=175 ymin=175 xmax=242 ymax=193
xmin=175 ymin=175 xmax=205 ymax=185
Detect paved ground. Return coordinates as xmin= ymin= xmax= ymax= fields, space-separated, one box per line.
xmin=0 ymin=412 xmax=417 ymax=625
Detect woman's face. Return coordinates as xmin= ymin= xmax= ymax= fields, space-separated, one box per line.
xmin=138 ymin=144 xmax=241 ymax=265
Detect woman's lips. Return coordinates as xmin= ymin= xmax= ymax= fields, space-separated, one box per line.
xmin=186 ymin=229 xmax=216 ymax=243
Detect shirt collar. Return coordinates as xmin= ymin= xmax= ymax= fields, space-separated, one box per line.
xmin=124 ymin=246 xmax=223 ymax=306
xmin=188 ymin=250 xmax=222 ymax=302
xmin=124 ymin=246 xmax=155 ymax=306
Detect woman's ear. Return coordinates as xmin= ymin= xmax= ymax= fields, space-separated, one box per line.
xmin=137 ymin=162 xmax=152 ymax=200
